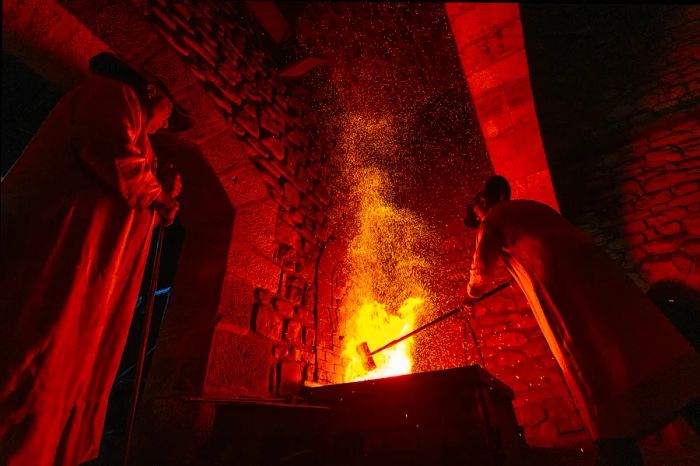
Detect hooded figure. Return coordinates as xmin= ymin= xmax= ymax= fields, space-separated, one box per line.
xmin=466 ymin=175 xmax=700 ymax=465
xmin=0 ymin=52 xmax=193 ymax=466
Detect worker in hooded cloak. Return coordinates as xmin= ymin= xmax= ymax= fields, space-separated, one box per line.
xmin=0 ymin=52 xmax=193 ymax=466
xmin=466 ymin=175 xmax=700 ymax=465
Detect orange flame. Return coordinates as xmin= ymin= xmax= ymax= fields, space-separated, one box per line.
xmin=343 ymin=297 xmax=422 ymax=381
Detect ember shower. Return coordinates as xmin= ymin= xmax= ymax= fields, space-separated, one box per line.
xmin=337 ymin=114 xmax=437 ymax=382
xmin=295 ymin=2 xmax=493 ymax=381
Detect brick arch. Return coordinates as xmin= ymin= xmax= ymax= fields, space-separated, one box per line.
xmin=445 ymin=2 xmax=559 ymax=210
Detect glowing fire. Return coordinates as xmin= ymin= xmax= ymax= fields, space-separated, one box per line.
xmin=343 ymin=297 xmax=423 ymax=381
xmin=338 ymin=156 xmax=435 ymax=382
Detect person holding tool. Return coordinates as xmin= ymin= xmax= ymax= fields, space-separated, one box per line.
xmin=465 ymin=175 xmax=700 ymax=465
xmin=0 ymin=52 xmax=193 ymax=466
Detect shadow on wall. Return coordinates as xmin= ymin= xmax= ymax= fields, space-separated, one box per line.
xmin=520 ymin=4 xmax=681 ymax=218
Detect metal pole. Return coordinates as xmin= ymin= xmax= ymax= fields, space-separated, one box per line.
xmin=369 ymin=281 xmax=511 ymax=357
xmin=123 ymin=223 xmax=166 ymax=466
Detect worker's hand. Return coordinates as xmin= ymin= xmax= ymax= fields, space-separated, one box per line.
xmin=153 ymin=190 xmax=179 ymax=226
xmin=158 ymin=163 xmax=182 ymax=198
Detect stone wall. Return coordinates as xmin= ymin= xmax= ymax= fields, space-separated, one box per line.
xmin=522 ymin=4 xmax=700 ymax=292
xmin=128 ymin=0 xmax=333 ymax=396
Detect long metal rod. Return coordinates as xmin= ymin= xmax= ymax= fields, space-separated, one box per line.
xmin=369 ymin=281 xmax=511 ymax=356
xmin=464 ymin=307 xmax=486 ymax=367
xmin=124 ymin=223 xmax=166 ymax=466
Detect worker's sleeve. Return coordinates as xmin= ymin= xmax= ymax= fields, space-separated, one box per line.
xmin=78 ymin=80 xmax=163 ymax=210
xmin=467 ymin=215 xmax=503 ymax=295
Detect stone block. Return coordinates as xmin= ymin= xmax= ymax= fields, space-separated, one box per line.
xmin=231 ymin=200 xmax=278 ymax=257
xmin=649 ymin=207 xmax=688 ymax=226
xmin=495 ymin=350 xmax=527 ymax=367
xmin=680 ymin=238 xmax=700 ymax=256
xmin=644 ymin=147 xmax=684 ymax=167
xmin=218 ymin=277 xmax=255 ymax=333
xmin=516 ymin=404 xmax=547 ymax=427
xmin=619 ymin=180 xmax=643 ymax=195
xmin=181 ymin=34 xmax=217 ymax=67
xmin=260 ymin=107 xmax=285 ymax=135
xmin=523 ymin=341 xmax=549 ymax=358
xmin=205 ymin=329 xmax=275 ymax=396
xmin=658 ymin=221 xmax=683 ymax=236
xmin=275 ymin=217 xmax=302 ymax=250
xmin=303 ymin=327 xmax=316 ymax=347
xmin=151 ymin=4 xmax=178 ymax=31
xmin=670 ymin=190 xmax=700 ymax=208
xmin=467 ymin=50 xmax=530 ymax=98
xmin=286 ymin=128 xmax=305 ymax=147
xmin=243 ymin=139 xmax=262 ymax=158
xmin=227 ymin=248 xmax=281 ymax=291
xmin=276 ymin=243 xmax=297 ymax=269
xmin=643 ymin=238 xmax=680 ymax=256
xmin=284 ymin=319 xmax=303 ymax=345
xmin=273 ymin=345 xmax=290 ymax=359
xmin=685 ymin=215 xmax=700 ymax=235
xmin=219 ymin=84 xmax=243 ymax=106
xmin=295 ymin=305 xmax=315 ymax=325
xmin=671 ymin=181 xmax=700 ymax=196
xmin=283 ymin=181 xmax=301 ymax=208
xmin=447 ymin=3 xmax=518 ymax=43
xmin=304 ymin=363 xmax=316 ymax=381
xmin=624 ymin=220 xmax=647 ymax=234
xmin=672 ymin=253 xmax=693 ymax=275
xmin=242 ymin=82 xmax=261 ymax=102
xmin=219 ymin=63 xmax=243 ymax=86
xmin=263 ymin=135 xmax=286 ymax=161
xmin=236 ymin=108 xmax=259 ymax=139
xmin=641 ymin=257 xmax=682 ymax=285
xmin=644 ymin=171 xmax=691 ymax=192
xmin=255 ymin=305 xmax=284 ymax=340
xmin=153 ymin=23 xmax=191 ymax=56
xmin=272 ymin=298 xmax=295 ymax=319
xmin=254 ymin=288 xmax=271 ymax=305
xmin=285 ymin=275 xmax=306 ymax=304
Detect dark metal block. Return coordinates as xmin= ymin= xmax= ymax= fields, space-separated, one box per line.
xmin=302 ymin=365 xmax=525 ymax=466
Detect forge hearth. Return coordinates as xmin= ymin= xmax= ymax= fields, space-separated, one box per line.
xmin=302 ymin=365 xmax=525 ymax=466
xmin=202 ymin=366 xmax=524 ymax=466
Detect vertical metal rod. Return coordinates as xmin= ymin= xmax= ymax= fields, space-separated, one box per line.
xmin=464 ymin=307 xmax=486 ymax=367
xmin=123 ymin=223 xmax=165 ymax=466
